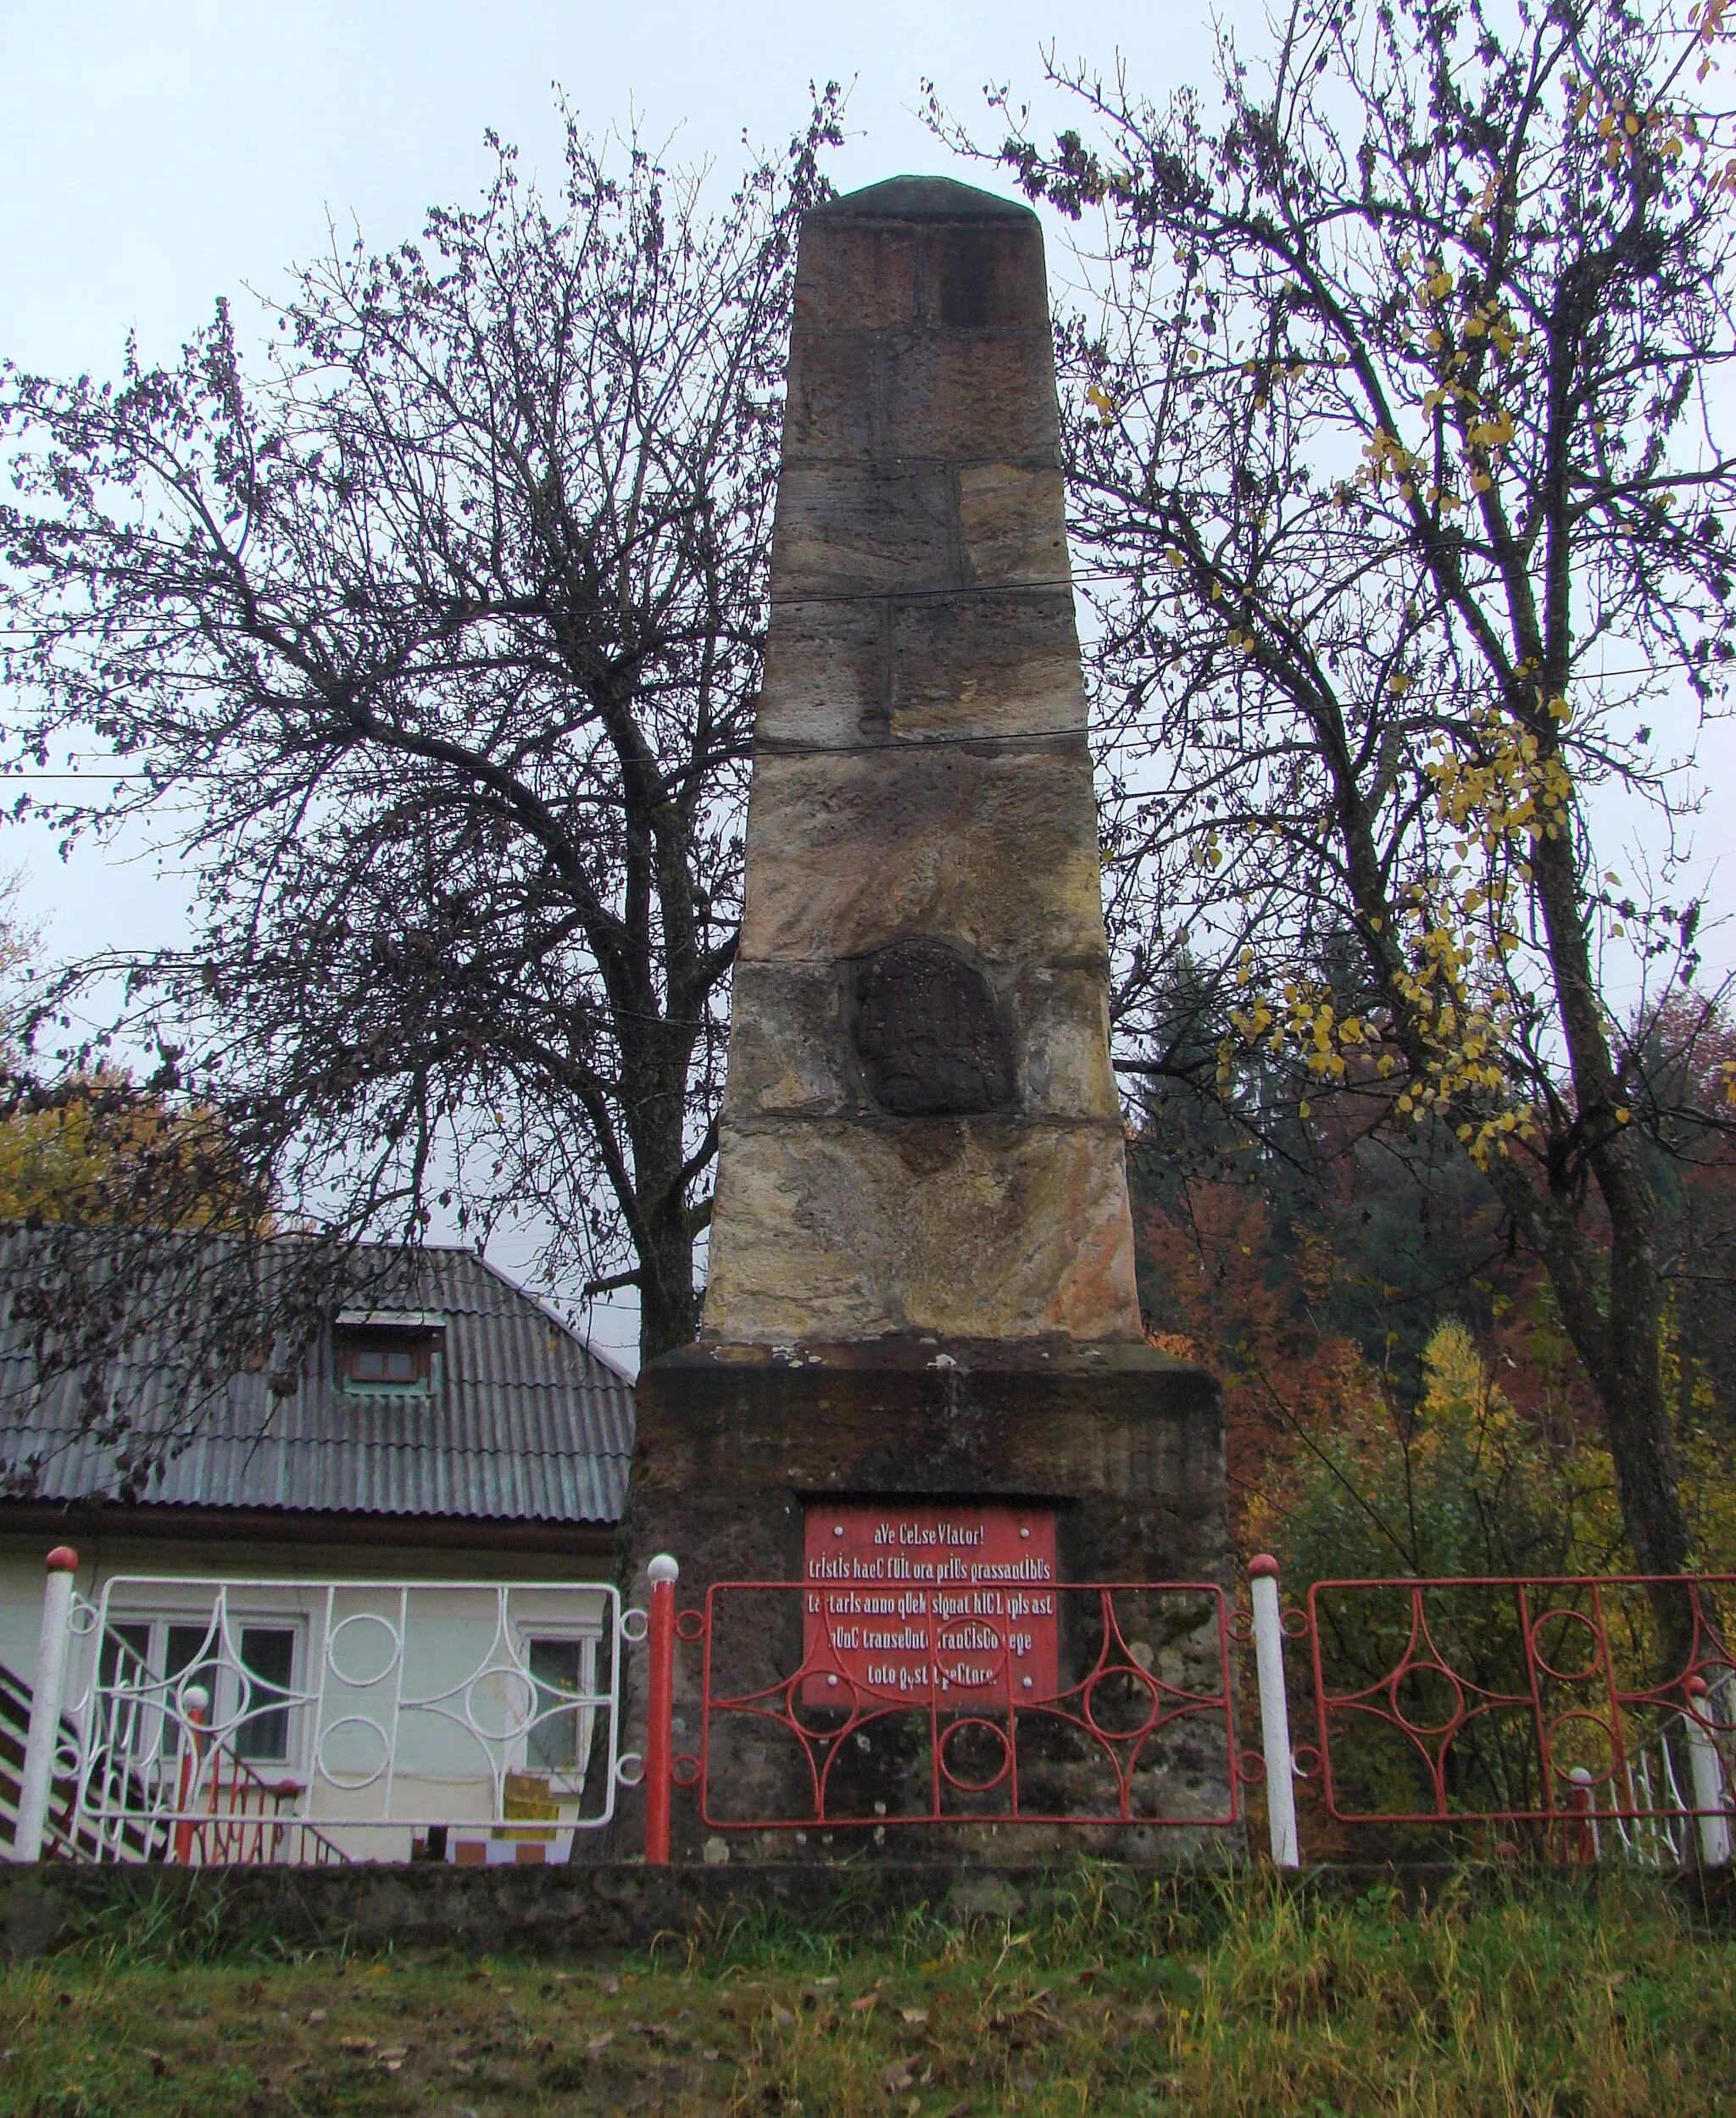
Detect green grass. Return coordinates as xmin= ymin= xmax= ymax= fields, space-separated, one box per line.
xmin=1 ymin=1871 xmax=1733 ymax=2115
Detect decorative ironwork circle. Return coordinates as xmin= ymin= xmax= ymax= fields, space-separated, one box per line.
xmin=315 ymin=1713 xmax=392 ymax=1792
xmin=675 ymin=1609 xmax=707 ymax=1643
xmin=1384 ymin=1659 xmax=1466 ymax=1737
xmin=1291 ymin=1743 xmax=1321 ymax=1780
xmin=326 ymin=1609 xmax=403 ymax=1688
xmin=671 ymin=1753 xmax=702 ymax=1788
xmin=1082 ymin=1665 xmax=1162 ymax=1743
xmin=1528 ymin=1607 xmax=1604 ymax=1684
xmin=938 ymin=1716 xmax=1013 ymax=1794
xmin=786 ymin=1672 xmax=864 ymax=1736
xmin=463 ymin=1662 xmax=534 ymax=1744
xmin=619 ymin=1606 xmax=649 ymax=1643
xmin=615 ymin=1750 xmax=645 ymax=1787
xmin=1235 ymin=1748 xmax=1269 ymax=1786
xmin=1282 ymin=1606 xmax=1310 ymax=1638
xmin=1543 ymin=1708 xmax=1622 ymax=1793
xmin=1227 ymin=1611 xmax=1255 ymax=1643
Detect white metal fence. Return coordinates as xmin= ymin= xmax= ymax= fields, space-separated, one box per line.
xmin=1593 ymin=1671 xmax=1736 ymax=1870
xmin=13 ymin=1559 xmax=647 ymax=1865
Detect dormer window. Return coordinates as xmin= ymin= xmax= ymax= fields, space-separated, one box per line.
xmin=334 ymin=1310 xmax=446 ymax=1396
xmin=353 ymin=1343 xmax=420 ymax=1385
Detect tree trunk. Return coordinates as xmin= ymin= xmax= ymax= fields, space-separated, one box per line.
xmin=637 ymin=1208 xmax=703 ymax=1364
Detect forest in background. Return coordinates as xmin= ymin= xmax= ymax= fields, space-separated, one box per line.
xmin=1130 ymin=967 xmax=1736 ymax=1578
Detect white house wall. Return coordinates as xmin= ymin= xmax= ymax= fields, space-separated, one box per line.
xmin=0 ymin=1532 xmax=616 ymax=1862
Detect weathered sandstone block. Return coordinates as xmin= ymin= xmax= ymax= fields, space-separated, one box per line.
xmin=702 ymin=174 xmax=1142 ymax=1344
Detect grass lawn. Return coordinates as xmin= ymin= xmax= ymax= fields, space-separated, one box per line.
xmin=1 ymin=1870 xmax=1732 ymax=2115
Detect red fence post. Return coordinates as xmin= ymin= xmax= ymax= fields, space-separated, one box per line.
xmin=643 ymin=1555 xmax=678 ymax=1865
xmin=171 ymin=1686 xmax=209 ymax=1865
xmin=1566 ymin=1765 xmax=1598 ymax=1862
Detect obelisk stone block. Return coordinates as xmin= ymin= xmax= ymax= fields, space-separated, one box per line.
xmin=702 ymin=175 xmax=1142 ymax=1343
xmin=617 ymin=178 xmax=1230 ymax=1864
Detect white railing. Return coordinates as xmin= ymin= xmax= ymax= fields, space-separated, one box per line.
xmin=1607 ymin=1672 xmax=1736 ymax=1870
xmin=12 ymin=1552 xmax=648 ymax=1865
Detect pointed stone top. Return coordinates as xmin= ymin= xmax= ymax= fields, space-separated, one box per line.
xmin=813 ymin=174 xmax=1035 ymax=222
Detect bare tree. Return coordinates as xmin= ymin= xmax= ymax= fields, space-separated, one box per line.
xmin=938 ymin=1 xmax=1736 ymax=1591
xmin=3 ymin=94 xmax=842 ymax=1390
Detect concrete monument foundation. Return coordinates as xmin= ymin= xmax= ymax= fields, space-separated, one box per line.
xmin=616 ymin=175 xmax=1230 ymax=1862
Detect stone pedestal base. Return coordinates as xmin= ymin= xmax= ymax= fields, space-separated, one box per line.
xmin=610 ymin=1339 xmax=1234 ymax=1865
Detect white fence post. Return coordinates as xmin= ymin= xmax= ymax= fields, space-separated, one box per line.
xmin=1686 ymin=1677 xmax=1733 ymax=1869
xmin=14 ymin=1546 xmax=80 ymax=1864
xmin=1249 ymin=1554 xmax=1300 ymax=1870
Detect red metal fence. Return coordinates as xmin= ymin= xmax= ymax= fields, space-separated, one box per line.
xmin=637 ymin=1557 xmax=1736 ymax=1867
xmin=665 ymin=1580 xmax=1249 ymax=1833
xmin=1299 ymin=1573 xmax=1736 ymax=1858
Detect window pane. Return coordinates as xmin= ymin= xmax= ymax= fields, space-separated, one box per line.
xmin=98 ymin=1621 xmax=152 ymax=1689
xmin=97 ymin=1623 xmax=154 ymax=1759
xmin=355 ymin=1347 xmax=385 ymax=1379
xmin=385 ymin=1348 xmax=415 ymax=1380
xmin=527 ymin=1637 xmax=585 ymax=1772
xmin=236 ymin=1627 xmax=295 ymax=1764
xmin=163 ymin=1622 xmax=220 ymax=1754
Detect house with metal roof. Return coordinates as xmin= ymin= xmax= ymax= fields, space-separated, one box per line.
xmin=0 ymin=1231 xmax=636 ymax=1860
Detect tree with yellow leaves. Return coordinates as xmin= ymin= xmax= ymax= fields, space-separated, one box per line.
xmin=0 ymin=1070 xmax=265 ymax=1231
xmin=946 ymin=0 xmax=1736 ymax=1606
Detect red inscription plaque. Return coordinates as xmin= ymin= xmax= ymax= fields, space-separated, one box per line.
xmin=802 ymin=1503 xmax=1058 ymax=1707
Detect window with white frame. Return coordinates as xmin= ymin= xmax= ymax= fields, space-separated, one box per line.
xmin=520 ymin=1632 xmax=600 ymax=1786
xmin=96 ymin=1613 xmax=303 ymax=1767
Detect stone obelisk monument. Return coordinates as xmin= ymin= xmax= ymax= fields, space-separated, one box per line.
xmin=620 ymin=177 xmax=1227 ymax=1859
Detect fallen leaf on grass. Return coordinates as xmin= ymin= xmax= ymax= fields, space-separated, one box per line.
xmin=139 ymin=2049 xmax=170 ymax=2077
xmin=899 ymin=2008 xmax=929 ymax=2026
xmin=599 ymin=1976 xmax=620 ymax=1996
xmin=305 ymin=2010 xmax=327 ymax=2026
xmin=703 ymin=2048 xmax=721 ymax=2062
xmin=451 ymin=2060 xmax=475 ymax=2076
xmin=340 ymin=2035 xmax=376 ymax=2054
xmin=587 ymin=2032 xmax=615 ymax=2055
xmin=883 ymin=2058 xmax=915 ymax=2091
xmin=850 ymin=1993 xmax=879 ymax=2015
xmin=377 ymin=2045 xmax=409 ymax=2071
xmin=771 ymin=2004 xmax=798 ymax=2031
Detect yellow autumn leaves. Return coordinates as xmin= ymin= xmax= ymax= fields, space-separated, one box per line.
xmin=1218 ymin=697 xmax=1585 ymax=1170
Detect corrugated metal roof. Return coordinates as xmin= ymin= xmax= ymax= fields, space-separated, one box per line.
xmin=0 ymin=1229 xmax=635 ymax=1525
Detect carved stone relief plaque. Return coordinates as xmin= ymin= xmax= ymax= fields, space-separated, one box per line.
xmin=849 ymin=938 xmax=1013 ymax=1116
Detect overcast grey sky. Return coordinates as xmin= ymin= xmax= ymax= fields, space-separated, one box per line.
xmin=1 ymin=0 xmax=1227 ymax=1363
xmin=3 ymin=2 xmax=1732 ymax=1367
